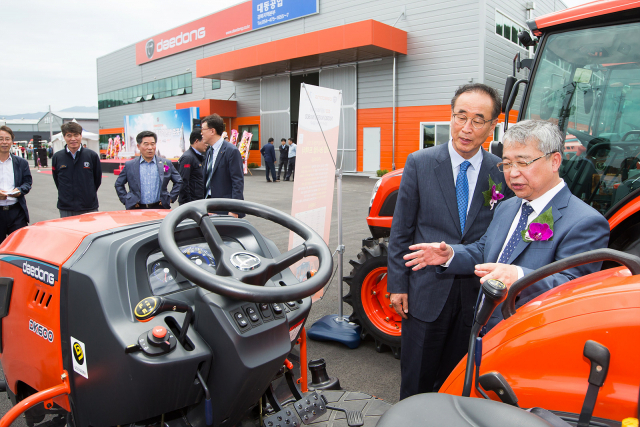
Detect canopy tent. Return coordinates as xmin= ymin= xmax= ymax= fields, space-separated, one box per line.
xmin=51 ymin=130 xmax=99 ymax=154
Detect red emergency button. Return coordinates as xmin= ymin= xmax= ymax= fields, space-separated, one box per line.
xmin=152 ymin=326 xmax=167 ymax=339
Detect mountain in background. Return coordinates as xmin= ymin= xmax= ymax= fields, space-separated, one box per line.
xmin=1 ymin=106 xmax=97 ymax=120
xmin=0 ymin=112 xmax=46 ymax=120
xmin=59 ymin=106 xmax=98 ymax=113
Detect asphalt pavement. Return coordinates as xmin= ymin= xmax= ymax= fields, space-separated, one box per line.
xmin=0 ymin=165 xmax=401 ymax=425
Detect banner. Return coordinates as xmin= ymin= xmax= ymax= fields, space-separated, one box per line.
xmin=288 ymin=84 xmax=342 ymax=299
xmin=123 ymin=108 xmax=199 ymax=159
xmin=135 ymin=0 xmax=318 ymax=65
xmin=238 ymin=131 xmax=252 ymax=174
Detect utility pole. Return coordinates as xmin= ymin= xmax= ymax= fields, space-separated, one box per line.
xmin=48 ymin=105 xmax=53 ymax=144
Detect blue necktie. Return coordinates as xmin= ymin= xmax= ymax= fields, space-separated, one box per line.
xmin=456 ymin=161 xmax=471 ymax=233
xmin=498 ymin=203 xmax=534 ymax=264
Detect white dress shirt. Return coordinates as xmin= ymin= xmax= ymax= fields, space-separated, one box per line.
xmin=448 ymin=140 xmax=483 ymax=215
xmin=0 ymin=156 xmax=17 ymax=206
xmin=207 ymin=136 xmax=225 ymax=197
xmin=67 ymin=145 xmax=81 ymax=159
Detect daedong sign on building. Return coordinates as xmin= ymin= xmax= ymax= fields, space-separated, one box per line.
xmin=135 ymin=0 xmax=319 ymax=65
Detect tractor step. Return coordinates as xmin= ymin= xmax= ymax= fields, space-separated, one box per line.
xmin=262 ymin=391 xmax=391 ymax=427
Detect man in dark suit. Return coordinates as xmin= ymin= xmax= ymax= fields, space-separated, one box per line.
xmin=115 ymin=131 xmax=182 ymax=209
xmin=178 ymin=131 xmax=206 ymax=205
xmin=201 ymin=114 xmax=244 ymax=217
xmin=260 ymin=137 xmax=277 ymax=182
xmin=388 ymin=84 xmax=512 ymax=399
xmin=0 ymin=126 xmax=32 ymax=244
xmin=405 ymin=120 xmax=609 ymax=329
xmin=277 ymin=138 xmax=288 ymax=181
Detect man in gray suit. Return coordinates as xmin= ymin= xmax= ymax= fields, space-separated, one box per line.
xmin=405 ymin=120 xmax=609 ymax=329
xmin=115 ymin=131 xmax=182 ymax=209
xmin=388 ymin=84 xmax=512 ymax=399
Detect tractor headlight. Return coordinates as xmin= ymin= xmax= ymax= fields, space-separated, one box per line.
xmin=369 ymin=178 xmax=382 ymax=208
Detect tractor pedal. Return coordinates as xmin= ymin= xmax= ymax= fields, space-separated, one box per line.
xmin=320 ymin=395 xmax=364 ymax=427
xmin=263 ymin=407 xmax=302 ymax=427
xmin=292 ymin=391 xmax=327 ymax=424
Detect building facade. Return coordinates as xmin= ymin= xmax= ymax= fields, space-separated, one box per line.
xmin=97 ymin=0 xmax=566 ymax=171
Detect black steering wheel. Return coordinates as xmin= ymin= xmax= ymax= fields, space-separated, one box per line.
xmin=158 ymin=199 xmax=333 ymax=303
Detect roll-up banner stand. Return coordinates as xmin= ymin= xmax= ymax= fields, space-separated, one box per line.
xmin=289 ymin=83 xmax=361 ymax=349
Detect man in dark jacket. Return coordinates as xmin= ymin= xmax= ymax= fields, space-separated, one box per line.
xmin=178 ymin=131 xmax=206 ymax=205
xmin=0 ymin=126 xmax=32 ymax=244
xmin=115 ymin=131 xmax=181 ymax=209
xmin=201 ymin=114 xmax=244 ymax=217
xmin=260 ymin=137 xmax=277 ymax=182
xmin=51 ymin=122 xmax=102 ymax=217
xmin=277 ymin=138 xmax=288 ymax=181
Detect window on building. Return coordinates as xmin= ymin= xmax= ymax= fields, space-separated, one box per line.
xmin=495 ymin=10 xmax=531 ymax=51
xmin=239 ymin=125 xmax=260 ymax=150
xmin=98 ymin=72 xmax=192 ymax=109
xmin=420 ymin=122 xmax=450 ymax=149
xmin=212 ymin=80 xmax=221 ymax=90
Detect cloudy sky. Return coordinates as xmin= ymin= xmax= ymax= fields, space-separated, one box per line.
xmin=1 ymin=0 xmax=593 ymax=115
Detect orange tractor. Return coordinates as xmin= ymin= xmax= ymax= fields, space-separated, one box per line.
xmin=345 ymin=0 xmax=640 ymax=359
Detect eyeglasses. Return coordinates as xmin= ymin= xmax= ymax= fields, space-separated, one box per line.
xmin=452 ymin=113 xmax=495 ymax=129
xmin=497 ymin=152 xmax=558 ymax=172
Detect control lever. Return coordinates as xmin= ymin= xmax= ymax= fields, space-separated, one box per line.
xmin=320 ymin=395 xmax=363 ymax=427
xmin=577 ymin=340 xmax=610 ymax=427
xmin=478 ymin=372 xmax=519 ymax=406
xmin=462 ymin=279 xmax=508 ymax=397
xmin=196 ymin=370 xmax=213 ymax=426
xmin=134 ymin=296 xmax=193 ymax=346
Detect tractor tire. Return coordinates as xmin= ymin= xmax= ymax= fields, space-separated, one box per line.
xmin=344 ymin=238 xmax=401 ymax=359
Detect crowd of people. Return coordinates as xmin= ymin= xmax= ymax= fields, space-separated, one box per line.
xmin=0 ymin=113 xmax=246 ymax=243
xmin=260 ymin=137 xmax=296 ymax=182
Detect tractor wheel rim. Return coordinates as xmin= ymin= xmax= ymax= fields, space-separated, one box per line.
xmin=360 ymin=267 xmax=402 ymax=336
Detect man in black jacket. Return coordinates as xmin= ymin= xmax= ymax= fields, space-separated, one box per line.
xmin=51 ymin=122 xmax=102 ymax=218
xmin=277 ymin=138 xmax=288 ymax=181
xmin=0 ymin=126 xmax=32 ymax=244
xmin=178 ymin=131 xmax=206 ymax=205
xmin=260 ymin=137 xmax=277 ymax=182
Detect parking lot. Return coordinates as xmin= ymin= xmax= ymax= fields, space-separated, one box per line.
xmin=0 ymin=166 xmax=401 ymax=424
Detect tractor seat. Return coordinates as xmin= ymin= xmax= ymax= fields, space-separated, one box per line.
xmin=376 ymin=393 xmax=569 ymax=427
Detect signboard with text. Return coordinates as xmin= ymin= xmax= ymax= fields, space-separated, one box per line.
xmin=288 ymin=84 xmax=341 ymax=301
xmin=135 ymin=0 xmax=318 ymax=65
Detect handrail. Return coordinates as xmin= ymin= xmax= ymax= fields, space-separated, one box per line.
xmin=502 ymin=249 xmax=640 ymax=319
xmin=0 ymin=371 xmax=70 ymax=427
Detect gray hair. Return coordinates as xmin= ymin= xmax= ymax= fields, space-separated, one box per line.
xmin=503 ymin=120 xmax=564 ymax=154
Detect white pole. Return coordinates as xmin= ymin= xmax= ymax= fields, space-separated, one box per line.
xmin=49 ymin=105 xmax=53 ymax=144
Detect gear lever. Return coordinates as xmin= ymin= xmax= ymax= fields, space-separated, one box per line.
xmin=134 ymin=296 xmax=193 ymax=346
xmin=577 ymin=340 xmax=610 ymax=427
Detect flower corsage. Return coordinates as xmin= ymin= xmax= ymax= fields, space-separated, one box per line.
xmin=163 ymin=163 xmax=170 ymax=173
xmin=522 ymin=207 xmax=554 ymax=242
xmin=482 ymin=176 xmax=504 ymax=210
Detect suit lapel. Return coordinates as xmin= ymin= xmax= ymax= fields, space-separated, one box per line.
xmin=131 ymin=159 xmax=141 ymax=194
xmin=463 ymin=150 xmax=492 ymax=238
xmin=156 ymin=155 xmax=165 ymax=188
xmin=11 ymin=155 xmax=19 ymax=188
xmin=506 ymin=186 xmax=570 ymax=264
xmin=433 ymin=145 xmax=461 ymax=235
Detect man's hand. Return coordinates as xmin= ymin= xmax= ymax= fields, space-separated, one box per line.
xmin=9 ymin=188 xmax=21 ymax=198
xmin=390 ymin=293 xmax=408 ymax=319
xmin=158 ymin=201 xmax=162 ymax=206
xmin=0 ymin=191 xmax=7 ymax=200
xmin=404 ymin=241 xmax=453 ymax=271
xmin=229 ymin=212 xmax=239 ymax=218
xmin=474 ymin=263 xmax=518 ymax=287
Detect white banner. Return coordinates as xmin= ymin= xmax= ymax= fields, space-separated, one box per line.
xmin=289 ymin=84 xmax=342 ymax=300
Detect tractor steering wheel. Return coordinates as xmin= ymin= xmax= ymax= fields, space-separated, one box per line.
xmin=158 ymin=199 xmax=332 ymax=303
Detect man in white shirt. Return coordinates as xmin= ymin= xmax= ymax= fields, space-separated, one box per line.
xmin=405 ymin=120 xmax=609 ymax=329
xmin=0 ymin=126 xmax=32 ymax=244
xmin=284 ymin=138 xmax=296 ymax=181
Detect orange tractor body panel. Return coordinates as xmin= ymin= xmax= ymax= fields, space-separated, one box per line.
xmin=0 ymin=211 xmax=171 ymax=412
xmin=440 ymin=266 xmax=640 ymax=420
